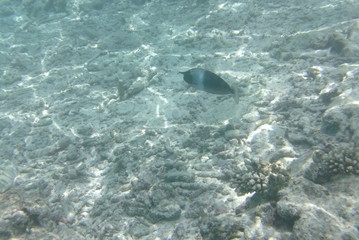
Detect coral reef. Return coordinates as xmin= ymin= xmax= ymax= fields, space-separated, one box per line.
xmin=234 ymin=159 xmax=290 ymax=202
xmin=0 ymin=0 xmax=358 ymax=239
xmin=307 ymin=144 xmax=359 ymax=183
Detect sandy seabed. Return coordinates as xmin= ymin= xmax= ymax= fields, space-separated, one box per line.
xmin=0 ymin=0 xmax=359 ymax=239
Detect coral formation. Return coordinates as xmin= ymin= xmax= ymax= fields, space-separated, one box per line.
xmin=234 ymin=159 xmax=290 ymax=202
xmin=308 ymin=144 xmax=359 ymax=183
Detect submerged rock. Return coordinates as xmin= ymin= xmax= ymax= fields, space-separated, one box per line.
xmin=148 ymin=202 xmax=181 ymax=223
xmin=164 ymin=171 xmax=195 ymax=183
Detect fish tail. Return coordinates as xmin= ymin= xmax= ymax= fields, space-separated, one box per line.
xmin=233 ymin=85 xmax=240 ymax=104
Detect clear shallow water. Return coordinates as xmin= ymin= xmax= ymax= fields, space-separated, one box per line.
xmin=0 ymin=1 xmax=358 ymax=239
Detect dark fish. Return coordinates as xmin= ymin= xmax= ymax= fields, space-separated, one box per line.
xmin=179 ymin=68 xmax=234 ymax=95
xmin=179 ymin=68 xmax=240 ymax=103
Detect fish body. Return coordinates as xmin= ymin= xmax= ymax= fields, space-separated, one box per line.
xmin=180 ymin=68 xmax=234 ymax=95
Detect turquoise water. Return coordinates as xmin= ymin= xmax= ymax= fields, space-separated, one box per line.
xmin=0 ymin=1 xmax=358 ymax=239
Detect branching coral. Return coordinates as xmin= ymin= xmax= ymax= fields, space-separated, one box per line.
xmin=235 ymin=160 xmax=290 ymax=202
xmin=309 ymin=144 xmax=359 ymax=183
